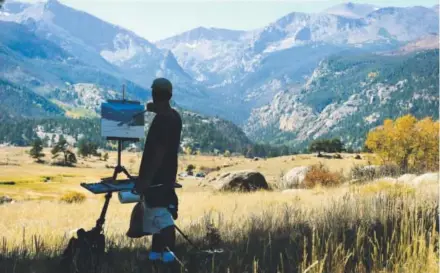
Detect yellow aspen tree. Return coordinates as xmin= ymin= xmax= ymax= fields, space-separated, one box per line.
xmin=414 ymin=117 xmax=439 ymax=171
xmin=393 ymin=115 xmax=417 ymax=171
xmin=366 ymin=114 xmax=439 ymax=172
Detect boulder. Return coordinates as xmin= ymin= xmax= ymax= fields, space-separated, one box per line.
xmin=397 ymin=174 xmax=417 ymax=184
xmin=412 ymin=173 xmax=439 ymax=185
xmin=0 ymin=196 xmax=13 ymax=205
xmin=280 ymin=166 xmax=310 ymax=189
xmin=211 ymin=170 xmax=269 ymax=192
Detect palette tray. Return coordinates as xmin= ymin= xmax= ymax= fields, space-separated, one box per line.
xmin=81 ymin=179 xmax=135 ymax=194
xmin=81 ymin=178 xmax=183 ymax=194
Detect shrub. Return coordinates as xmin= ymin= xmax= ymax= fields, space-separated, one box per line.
xmin=350 ymin=163 xmax=403 ymax=183
xmin=303 ymin=164 xmax=343 ymax=188
xmin=355 ymin=154 xmax=362 ymax=160
xmin=60 ymin=192 xmax=86 ymax=204
xmin=186 ymin=164 xmax=196 ymax=174
xmin=199 ymin=166 xmax=218 ymax=175
xmin=333 ymin=153 xmax=342 ymax=159
xmin=350 ymin=165 xmax=377 ymax=182
xmin=378 ymin=163 xmax=402 ymax=177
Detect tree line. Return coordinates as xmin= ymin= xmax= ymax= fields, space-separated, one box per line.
xmin=29 ymin=135 xmax=108 ymax=166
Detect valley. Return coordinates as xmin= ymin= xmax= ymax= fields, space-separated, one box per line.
xmin=0 ymin=1 xmax=438 ymax=150
xmin=0 ymin=2 xmax=439 ymax=272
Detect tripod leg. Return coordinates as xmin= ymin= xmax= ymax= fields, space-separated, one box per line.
xmin=112 ymin=167 xmax=119 ymax=181
xmin=121 ymin=167 xmax=134 ymax=179
xmin=96 ymin=193 xmax=112 ymax=230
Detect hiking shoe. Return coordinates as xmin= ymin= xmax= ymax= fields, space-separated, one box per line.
xmin=162 ymin=251 xmax=176 ymax=263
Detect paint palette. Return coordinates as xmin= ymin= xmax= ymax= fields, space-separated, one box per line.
xmin=81 ymin=179 xmax=183 ymax=194
xmin=81 ymin=179 xmax=135 ymax=194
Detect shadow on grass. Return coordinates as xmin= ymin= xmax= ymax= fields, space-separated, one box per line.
xmin=1 ymin=197 xmax=438 ymax=273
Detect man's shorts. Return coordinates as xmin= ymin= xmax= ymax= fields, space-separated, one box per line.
xmin=142 ymin=201 xmax=174 ymax=235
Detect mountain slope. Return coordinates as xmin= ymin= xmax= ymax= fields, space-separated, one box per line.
xmin=387 ymin=33 xmax=439 ymax=55
xmin=0 ymin=21 xmax=152 ymax=110
xmin=157 ymin=27 xmax=250 ymax=86
xmin=1 ymin=0 xmax=213 ymax=115
xmin=159 ymin=5 xmax=438 ymax=124
xmin=245 ymin=49 xmax=439 ymax=149
xmin=1 ymin=0 xmax=190 ymax=86
xmin=0 ymin=79 xmax=64 ymax=121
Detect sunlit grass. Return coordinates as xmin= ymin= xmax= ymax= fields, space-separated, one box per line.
xmin=354 ymin=180 xmax=417 ymax=198
xmin=1 ymin=190 xmax=437 ymax=273
xmin=0 ymin=147 xmax=438 ymax=272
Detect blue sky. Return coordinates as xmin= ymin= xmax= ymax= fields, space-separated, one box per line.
xmin=22 ymin=0 xmax=440 ymax=41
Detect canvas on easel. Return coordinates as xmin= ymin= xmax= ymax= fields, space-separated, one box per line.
xmin=101 ymin=100 xmax=145 ymax=140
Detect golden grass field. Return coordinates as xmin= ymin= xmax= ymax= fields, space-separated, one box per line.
xmin=0 ymin=147 xmax=438 ymax=273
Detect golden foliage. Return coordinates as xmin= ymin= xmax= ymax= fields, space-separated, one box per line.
xmin=365 ymin=115 xmax=439 ymax=172
xmin=304 ymin=164 xmax=343 ymax=188
xmin=60 ymin=191 xmax=86 ymax=204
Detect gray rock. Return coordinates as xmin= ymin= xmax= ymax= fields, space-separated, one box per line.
xmin=397 ymin=174 xmax=417 ymax=184
xmin=211 ymin=170 xmax=269 ymax=192
xmin=280 ymin=166 xmax=310 ymax=189
xmin=0 ymin=196 xmax=14 ymax=205
xmin=412 ymin=173 xmax=439 ymax=185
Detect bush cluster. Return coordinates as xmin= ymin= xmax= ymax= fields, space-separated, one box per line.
xmin=303 ymin=164 xmax=343 ymax=188
xmin=60 ymin=192 xmax=86 ymax=204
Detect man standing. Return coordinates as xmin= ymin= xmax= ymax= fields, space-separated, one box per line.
xmin=134 ymin=78 xmax=182 ymax=266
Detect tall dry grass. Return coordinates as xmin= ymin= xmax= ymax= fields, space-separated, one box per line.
xmin=1 ymin=186 xmax=437 ymax=273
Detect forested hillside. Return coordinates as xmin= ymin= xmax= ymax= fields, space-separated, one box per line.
xmin=0 ymin=112 xmax=253 ymax=154
xmin=246 ymin=49 xmax=439 ymax=149
xmin=0 ymin=79 xmax=64 ymax=121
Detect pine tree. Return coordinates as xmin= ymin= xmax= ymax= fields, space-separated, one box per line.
xmin=29 ymin=138 xmax=45 ymax=163
xmin=51 ymin=136 xmax=76 ymax=166
xmin=78 ymin=138 xmax=99 ymax=157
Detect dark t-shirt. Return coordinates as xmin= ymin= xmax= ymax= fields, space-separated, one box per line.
xmin=139 ymin=108 xmax=182 ymax=207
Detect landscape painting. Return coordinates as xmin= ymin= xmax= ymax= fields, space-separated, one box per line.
xmin=101 ymin=101 xmax=145 ymax=140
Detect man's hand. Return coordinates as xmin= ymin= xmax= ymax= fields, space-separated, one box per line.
xmin=146 ymin=102 xmax=156 ymax=113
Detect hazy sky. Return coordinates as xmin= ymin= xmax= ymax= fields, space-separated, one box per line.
xmin=19 ymin=0 xmax=440 ymax=41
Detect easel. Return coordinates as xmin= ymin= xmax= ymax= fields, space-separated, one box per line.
xmin=100 ymin=84 xmax=140 ymax=226
xmin=61 ymin=85 xmax=144 ymax=273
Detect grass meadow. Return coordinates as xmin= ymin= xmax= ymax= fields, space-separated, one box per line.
xmin=0 ymin=147 xmax=438 ymax=273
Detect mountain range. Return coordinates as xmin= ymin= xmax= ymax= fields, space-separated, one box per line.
xmin=0 ymin=0 xmax=438 ymax=149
